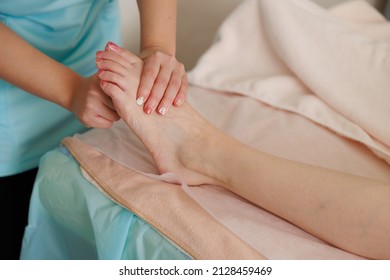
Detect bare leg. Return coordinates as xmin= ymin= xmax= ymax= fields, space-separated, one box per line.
xmin=99 ymin=47 xmax=390 ymax=260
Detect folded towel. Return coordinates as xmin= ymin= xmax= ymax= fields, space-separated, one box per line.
xmin=188 ymin=0 xmax=390 ymax=164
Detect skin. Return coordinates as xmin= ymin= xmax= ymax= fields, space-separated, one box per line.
xmin=0 ymin=22 xmax=119 ymax=128
xmin=0 ymin=0 xmax=187 ymax=130
xmin=97 ymin=46 xmax=390 ymax=260
xmin=135 ymin=0 xmax=188 ymax=115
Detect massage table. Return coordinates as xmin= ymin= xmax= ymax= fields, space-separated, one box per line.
xmin=21 ymin=0 xmax=390 ymax=260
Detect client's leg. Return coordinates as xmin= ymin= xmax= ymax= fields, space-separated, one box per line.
xmin=98 ymin=46 xmax=390 ymax=260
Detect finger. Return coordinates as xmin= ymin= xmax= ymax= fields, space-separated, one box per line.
xmin=143 ymin=67 xmax=173 ymax=114
xmin=136 ymin=61 xmax=160 ymax=107
xmin=100 ymin=80 xmax=114 ymax=98
xmin=143 ymin=86 xmax=165 ymax=115
xmin=156 ymin=72 xmax=183 ymax=115
xmin=174 ymin=75 xmax=189 ymax=106
xmin=97 ymin=106 xmax=121 ymax=123
xmin=91 ymin=84 xmax=121 ymax=122
xmin=99 ymin=87 xmax=117 ymax=111
xmin=78 ymin=100 xmax=119 ymax=129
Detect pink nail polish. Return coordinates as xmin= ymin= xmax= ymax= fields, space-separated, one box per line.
xmin=96 ymin=51 xmax=102 ymax=58
xmin=108 ymin=41 xmax=119 ymax=52
xmin=145 ymin=106 xmax=152 ymax=114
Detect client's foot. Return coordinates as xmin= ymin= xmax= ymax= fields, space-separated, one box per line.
xmin=97 ymin=43 xmax=235 ymax=185
xmin=97 ymin=44 xmax=236 ymax=185
xmin=102 ymin=80 xmax=227 ymax=185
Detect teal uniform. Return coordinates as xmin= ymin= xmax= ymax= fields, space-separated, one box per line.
xmin=0 ymin=0 xmax=122 ymax=176
xmin=0 ymin=0 xmax=123 ymax=259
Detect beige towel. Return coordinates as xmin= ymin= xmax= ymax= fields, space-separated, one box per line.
xmin=188 ymin=0 xmax=390 ymax=163
xmin=63 ymin=137 xmax=264 ymax=260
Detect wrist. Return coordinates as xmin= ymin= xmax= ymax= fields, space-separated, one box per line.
xmin=139 ymin=45 xmax=175 ymax=59
xmin=62 ymin=73 xmax=85 ymax=112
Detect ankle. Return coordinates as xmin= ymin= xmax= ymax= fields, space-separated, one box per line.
xmin=184 ymin=126 xmax=233 ymax=185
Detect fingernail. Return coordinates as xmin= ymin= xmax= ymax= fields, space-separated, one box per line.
xmin=158 ymin=107 xmax=166 ymax=115
xmin=96 ymin=51 xmax=102 ymax=58
xmin=175 ymin=98 xmax=184 ymax=106
xmin=136 ymin=96 xmax=145 ymax=106
xmin=108 ymin=41 xmax=119 ymax=51
xmin=145 ymin=106 xmax=153 ymax=114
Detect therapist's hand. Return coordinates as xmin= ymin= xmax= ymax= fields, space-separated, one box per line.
xmin=103 ymin=42 xmax=188 ymax=115
xmin=69 ymin=74 xmax=120 ymax=128
xmin=137 ymin=47 xmax=188 ymax=115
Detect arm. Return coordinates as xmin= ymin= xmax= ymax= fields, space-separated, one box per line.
xmin=0 ymin=23 xmax=119 ymax=128
xmin=134 ymin=0 xmax=188 ymax=115
xmin=137 ymin=0 xmax=177 ymax=56
xmin=0 ymin=22 xmax=78 ymax=109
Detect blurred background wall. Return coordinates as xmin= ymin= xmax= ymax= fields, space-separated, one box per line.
xmin=119 ymin=0 xmax=388 ymax=70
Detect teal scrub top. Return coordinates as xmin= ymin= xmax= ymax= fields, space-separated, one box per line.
xmin=0 ymin=0 xmax=122 ymax=176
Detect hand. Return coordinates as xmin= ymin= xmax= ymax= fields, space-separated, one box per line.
xmin=137 ymin=47 xmax=188 ymax=115
xmin=69 ymin=74 xmax=120 ymax=128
